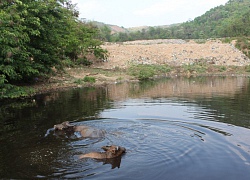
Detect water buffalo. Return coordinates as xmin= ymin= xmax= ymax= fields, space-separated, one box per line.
xmin=53 ymin=121 xmax=105 ymax=138
xmin=79 ymin=145 xmax=126 ymax=159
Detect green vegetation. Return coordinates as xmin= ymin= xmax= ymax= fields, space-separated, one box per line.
xmin=182 ymin=64 xmax=208 ymax=74
xmin=181 ymin=59 xmax=208 ymax=74
xmin=73 ymin=78 xmax=84 ymax=84
xmin=0 ymin=0 xmax=107 ymax=99
xmin=218 ymin=66 xmax=227 ymax=72
xmin=245 ymin=65 xmax=250 ymax=72
xmin=83 ymin=76 xmax=96 ymax=83
xmin=99 ymin=0 xmax=250 ymax=42
xmin=128 ymin=64 xmax=171 ymax=80
xmin=0 ymin=83 xmax=35 ymax=99
xmin=235 ymin=37 xmax=250 ymax=58
xmin=221 ymin=37 xmax=250 ymax=58
xmin=127 ymin=63 xmax=250 ymax=81
xmin=73 ymin=76 xmax=96 ymax=84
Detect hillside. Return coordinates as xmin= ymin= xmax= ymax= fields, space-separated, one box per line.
xmin=95 ymin=0 xmax=250 ymax=42
xmin=182 ymin=0 xmax=250 ymax=38
xmin=127 ymin=24 xmax=178 ymax=32
xmin=108 ymin=25 xmax=127 ymax=34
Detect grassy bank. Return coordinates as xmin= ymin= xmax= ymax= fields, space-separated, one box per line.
xmin=1 ymin=63 xmax=250 ymax=100
xmin=128 ymin=64 xmax=250 ymax=80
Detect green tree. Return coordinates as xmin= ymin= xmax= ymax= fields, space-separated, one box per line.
xmin=98 ymin=25 xmax=112 ymax=42
xmin=0 ymin=0 xmax=107 ymax=99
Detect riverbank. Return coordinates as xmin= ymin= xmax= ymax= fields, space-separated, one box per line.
xmin=7 ymin=39 xmax=250 ymax=97
xmin=30 ymin=64 xmax=250 ymax=96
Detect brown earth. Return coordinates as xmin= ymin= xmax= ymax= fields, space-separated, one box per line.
xmin=32 ymin=39 xmax=250 ymax=94
xmin=94 ymin=39 xmax=250 ymax=69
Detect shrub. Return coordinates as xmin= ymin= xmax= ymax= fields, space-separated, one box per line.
xmin=83 ymin=76 xmax=96 ymax=83
xmin=0 ymin=84 xmax=34 ymax=99
xmin=194 ymin=39 xmax=206 ymax=44
xmin=221 ymin=37 xmax=233 ymax=43
xmin=74 ymin=79 xmax=83 ymax=84
xmin=182 ymin=63 xmax=207 ymax=73
xmin=62 ymin=58 xmax=75 ymax=67
xmin=216 ymin=66 xmax=227 ymax=72
xmin=76 ymin=58 xmax=93 ymax=66
xmin=235 ymin=37 xmax=250 ymax=58
xmin=245 ymin=65 xmax=250 ymax=72
xmin=128 ymin=64 xmax=171 ymax=80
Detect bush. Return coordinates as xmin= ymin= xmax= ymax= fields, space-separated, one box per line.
xmin=74 ymin=79 xmax=83 ymax=84
xmin=222 ymin=37 xmax=233 ymax=43
xmin=62 ymin=58 xmax=75 ymax=67
xmin=235 ymin=37 xmax=250 ymax=58
xmin=194 ymin=39 xmax=206 ymax=44
xmin=83 ymin=76 xmax=96 ymax=83
xmin=218 ymin=66 xmax=227 ymax=72
xmin=182 ymin=63 xmax=207 ymax=73
xmin=245 ymin=65 xmax=250 ymax=72
xmin=0 ymin=84 xmax=34 ymax=99
xmin=128 ymin=64 xmax=171 ymax=80
xmin=76 ymin=58 xmax=93 ymax=66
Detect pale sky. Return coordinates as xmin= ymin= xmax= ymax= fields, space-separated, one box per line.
xmin=71 ymin=0 xmax=229 ymax=28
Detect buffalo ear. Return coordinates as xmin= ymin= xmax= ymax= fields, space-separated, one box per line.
xmin=102 ymin=145 xmax=111 ymax=151
xmin=63 ymin=121 xmax=68 ymax=126
xmin=62 ymin=121 xmax=74 ymax=128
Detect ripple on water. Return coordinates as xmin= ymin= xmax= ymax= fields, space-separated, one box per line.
xmin=41 ymin=118 xmax=250 ymax=179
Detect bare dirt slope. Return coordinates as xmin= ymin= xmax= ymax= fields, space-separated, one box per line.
xmin=33 ymin=39 xmax=250 ymax=95
xmin=94 ymin=39 xmax=250 ymax=69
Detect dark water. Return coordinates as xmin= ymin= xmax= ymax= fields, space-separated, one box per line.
xmin=1 ymin=76 xmax=250 ymax=179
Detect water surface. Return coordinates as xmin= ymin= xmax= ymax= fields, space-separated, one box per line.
xmin=1 ymin=76 xmax=250 ymax=179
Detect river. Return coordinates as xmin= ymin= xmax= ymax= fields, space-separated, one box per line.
xmin=1 ymin=76 xmax=250 ymax=179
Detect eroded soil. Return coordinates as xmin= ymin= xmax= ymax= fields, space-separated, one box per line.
xmin=95 ymin=39 xmax=250 ymax=69
xmin=32 ymin=39 xmax=250 ymax=94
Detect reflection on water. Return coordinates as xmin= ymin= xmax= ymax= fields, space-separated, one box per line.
xmin=0 ymin=76 xmax=250 ymax=179
xmin=80 ymin=153 xmax=123 ymax=169
xmin=109 ymin=76 xmax=247 ymax=100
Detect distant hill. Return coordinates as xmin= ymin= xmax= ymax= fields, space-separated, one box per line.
xmin=127 ymin=26 xmax=149 ymax=32
xmin=92 ymin=21 xmax=179 ymax=34
xmin=108 ymin=25 xmax=127 ymax=34
xmin=93 ymin=0 xmax=250 ymax=42
xmin=91 ymin=21 xmax=127 ymax=34
xmin=127 ymin=24 xmax=179 ymax=32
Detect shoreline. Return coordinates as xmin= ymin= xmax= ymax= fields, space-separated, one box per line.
xmin=29 ymin=65 xmax=250 ymax=96
xmin=2 ymin=38 xmax=250 ymax=100
xmin=1 ymin=66 xmax=249 ymax=101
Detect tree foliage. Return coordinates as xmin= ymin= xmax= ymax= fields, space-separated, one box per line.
xmin=0 ymin=0 xmax=107 ymax=99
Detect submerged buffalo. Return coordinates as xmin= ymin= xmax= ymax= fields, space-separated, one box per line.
xmin=53 ymin=121 xmax=106 ymax=138
xmin=79 ymin=145 xmax=126 ymax=159
xmin=79 ymin=145 xmax=126 ymax=169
